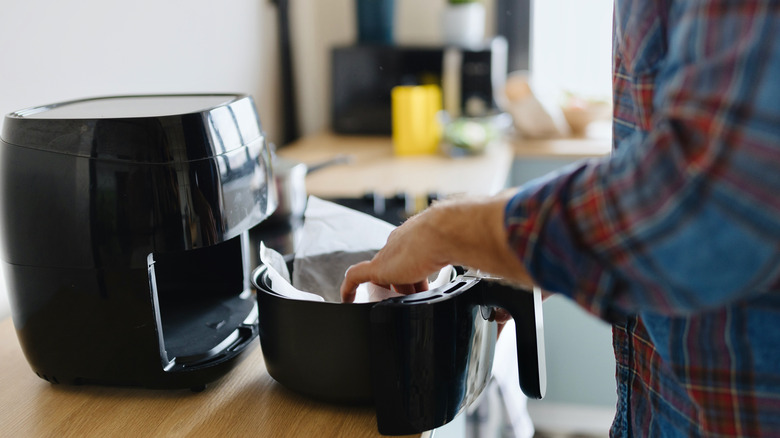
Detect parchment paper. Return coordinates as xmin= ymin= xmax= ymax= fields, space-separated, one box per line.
xmin=260 ymin=196 xmax=453 ymax=303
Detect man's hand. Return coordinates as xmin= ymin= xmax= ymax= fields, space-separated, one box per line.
xmin=340 ymin=210 xmax=446 ymax=302
xmin=340 ymin=191 xmax=535 ymax=303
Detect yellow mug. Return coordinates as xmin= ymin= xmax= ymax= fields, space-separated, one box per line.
xmin=391 ymin=85 xmax=442 ymax=156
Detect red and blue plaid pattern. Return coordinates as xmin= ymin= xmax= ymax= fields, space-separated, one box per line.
xmin=506 ymin=0 xmax=780 ymax=435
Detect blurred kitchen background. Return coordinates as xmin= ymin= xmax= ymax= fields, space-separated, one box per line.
xmin=0 ymin=0 xmax=615 ymax=436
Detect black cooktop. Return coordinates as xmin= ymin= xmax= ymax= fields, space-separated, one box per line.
xmin=251 ymin=192 xmax=440 ymax=257
xmin=326 ymin=192 xmax=441 ymax=226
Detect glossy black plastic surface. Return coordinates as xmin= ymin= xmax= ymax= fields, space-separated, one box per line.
xmin=0 ymin=94 xmax=274 ymax=389
xmin=254 ymin=262 xmax=376 ymax=403
xmin=370 ymin=276 xmax=545 ymax=435
xmin=369 ymin=276 xmax=495 ymax=435
xmin=1 ymin=94 xmax=263 ymax=162
xmin=251 ymin=264 xmax=545 ymax=435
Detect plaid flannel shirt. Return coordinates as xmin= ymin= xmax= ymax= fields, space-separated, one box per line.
xmin=506 ymin=0 xmax=780 ymax=436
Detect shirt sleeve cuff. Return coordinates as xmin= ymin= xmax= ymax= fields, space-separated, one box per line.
xmin=504 ymin=171 xmax=628 ymax=324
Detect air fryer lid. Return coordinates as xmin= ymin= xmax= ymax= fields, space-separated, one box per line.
xmin=0 ymin=94 xmax=276 ymax=268
xmin=1 ymin=94 xmax=263 ymax=163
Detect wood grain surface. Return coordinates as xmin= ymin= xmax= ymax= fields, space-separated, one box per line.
xmin=276 ymin=133 xmax=514 ymax=198
xmin=276 ymin=132 xmax=609 ymax=199
xmin=0 ymin=318 xmax=422 ymax=437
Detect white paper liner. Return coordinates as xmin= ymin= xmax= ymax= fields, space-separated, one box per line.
xmin=259 ymin=196 xmax=453 ymax=303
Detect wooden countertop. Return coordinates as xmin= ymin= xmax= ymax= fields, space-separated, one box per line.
xmin=511 ymin=121 xmax=612 ymax=159
xmin=277 ymin=130 xmax=610 ymax=199
xmin=0 ymin=318 xmax=424 ymax=437
xmin=277 ymin=133 xmax=514 ymax=198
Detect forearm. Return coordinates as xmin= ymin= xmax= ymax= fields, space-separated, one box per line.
xmin=425 ymin=192 xmax=534 ymax=288
xmin=340 ymin=190 xmax=535 ymax=302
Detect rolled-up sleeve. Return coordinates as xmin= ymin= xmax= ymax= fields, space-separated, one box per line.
xmin=506 ymin=1 xmax=780 ymax=321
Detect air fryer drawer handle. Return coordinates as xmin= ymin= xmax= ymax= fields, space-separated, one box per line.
xmin=368 ymin=275 xmax=546 ymax=435
xmin=478 ymin=281 xmax=547 ymax=400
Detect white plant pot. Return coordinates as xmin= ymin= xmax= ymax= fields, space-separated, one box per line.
xmin=441 ymin=3 xmax=486 ymax=48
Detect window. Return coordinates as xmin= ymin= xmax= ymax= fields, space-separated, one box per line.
xmin=531 ymin=0 xmax=614 ymax=99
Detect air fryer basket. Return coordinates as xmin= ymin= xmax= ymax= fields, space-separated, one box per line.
xmin=252 ymin=261 xmax=545 ymax=435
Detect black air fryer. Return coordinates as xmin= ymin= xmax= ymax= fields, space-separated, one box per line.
xmin=0 ymin=94 xmax=276 ymax=389
xmin=252 ymin=262 xmax=546 ymax=436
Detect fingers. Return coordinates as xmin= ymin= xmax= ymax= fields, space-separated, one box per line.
xmin=390 ymin=284 xmax=417 ymax=295
xmin=341 ymin=261 xmax=372 ymax=303
xmin=412 ymin=280 xmax=430 ymax=293
xmin=341 ymin=264 xmax=431 ymax=303
xmin=491 ymin=308 xmax=512 ymax=337
xmin=490 ymin=308 xmax=512 ymax=324
xmin=390 ymin=280 xmax=429 ymax=295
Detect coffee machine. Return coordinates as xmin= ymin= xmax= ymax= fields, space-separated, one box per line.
xmin=0 ymin=94 xmax=276 ymax=390
xmin=331 ymin=37 xmax=508 ymax=135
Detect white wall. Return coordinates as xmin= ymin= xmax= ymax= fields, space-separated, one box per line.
xmin=0 ymin=0 xmax=282 ymax=319
xmin=0 ymin=1 xmax=281 ymax=138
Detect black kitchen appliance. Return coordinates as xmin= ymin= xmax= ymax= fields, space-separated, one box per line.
xmin=331 ymin=38 xmax=508 ymax=135
xmin=0 ymin=94 xmax=276 ymax=389
xmin=252 ymin=260 xmax=546 ymax=436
